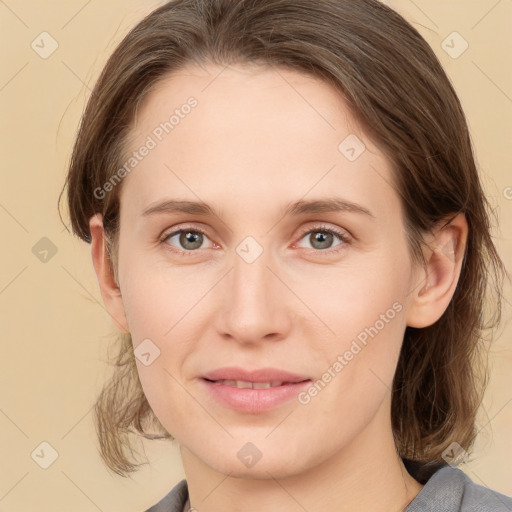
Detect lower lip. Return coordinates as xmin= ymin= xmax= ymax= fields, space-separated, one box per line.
xmin=201 ymin=379 xmax=312 ymax=413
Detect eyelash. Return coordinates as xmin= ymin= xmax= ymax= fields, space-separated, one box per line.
xmin=160 ymin=224 xmax=351 ymax=257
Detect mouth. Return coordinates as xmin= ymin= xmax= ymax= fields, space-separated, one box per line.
xmin=200 ymin=376 xmax=313 ymax=413
xmin=199 ymin=367 xmax=313 ymax=413
xmin=203 ymin=378 xmax=311 ymax=389
xmin=201 ymin=366 xmax=312 ymax=385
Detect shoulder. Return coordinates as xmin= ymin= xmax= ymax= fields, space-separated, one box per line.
xmin=457 ymin=469 xmax=512 ymax=512
xmin=141 ymin=469 xmax=512 ymax=512
xmin=144 ymin=479 xmax=188 ymax=512
xmin=406 ymin=465 xmax=512 ymax=512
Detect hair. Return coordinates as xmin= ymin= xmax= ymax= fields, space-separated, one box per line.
xmin=60 ymin=0 xmax=507 ymax=480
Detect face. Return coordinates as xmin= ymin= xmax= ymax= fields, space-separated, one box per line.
xmin=114 ymin=63 xmax=421 ymax=478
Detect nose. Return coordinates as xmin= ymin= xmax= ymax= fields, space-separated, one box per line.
xmin=213 ymin=243 xmax=293 ymax=345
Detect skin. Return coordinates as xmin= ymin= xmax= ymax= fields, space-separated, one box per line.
xmin=90 ymin=63 xmax=468 ymax=512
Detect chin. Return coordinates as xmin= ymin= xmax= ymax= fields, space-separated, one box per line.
xmin=198 ymin=444 xmax=308 ymax=480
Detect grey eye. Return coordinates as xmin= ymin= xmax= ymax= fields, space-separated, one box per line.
xmin=298 ymin=229 xmax=344 ymax=251
xmin=165 ymin=230 xmax=210 ymax=251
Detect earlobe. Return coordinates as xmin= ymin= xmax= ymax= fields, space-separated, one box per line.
xmin=406 ymin=213 xmax=468 ymax=328
xmin=89 ymin=213 xmax=130 ymax=333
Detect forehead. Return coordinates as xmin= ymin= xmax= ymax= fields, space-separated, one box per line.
xmin=119 ymin=63 xmax=400 ymax=223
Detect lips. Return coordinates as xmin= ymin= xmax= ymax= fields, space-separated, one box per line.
xmin=201 ymin=366 xmax=311 ymax=385
xmin=200 ymin=367 xmax=313 ymax=413
xmin=207 ymin=380 xmax=289 ymax=389
xmin=201 ymin=376 xmax=312 ymax=414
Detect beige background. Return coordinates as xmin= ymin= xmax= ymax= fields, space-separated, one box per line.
xmin=1 ymin=1 xmax=511 ymax=510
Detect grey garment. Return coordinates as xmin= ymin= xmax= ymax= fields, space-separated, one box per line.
xmin=144 ymin=479 xmax=188 ymax=512
xmin=404 ymin=466 xmax=512 ymax=511
xmin=143 ymin=467 xmax=512 ymax=512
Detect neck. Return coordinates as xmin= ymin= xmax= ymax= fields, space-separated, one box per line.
xmin=180 ymin=397 xmax=423 ymax=512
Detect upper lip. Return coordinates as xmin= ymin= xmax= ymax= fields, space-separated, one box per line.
xmin=202 ymin=367 xmax=311 ymax=383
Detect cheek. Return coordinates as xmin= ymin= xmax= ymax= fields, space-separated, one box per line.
xmin=116 ymin=248 xmax=208 ymax=397
xmin=295 ymin=276 xmax=407 ymax=447
xmin=295 ymin=258 xmax=408 ymax=341
xmin=117 ymin=243 xmax=199 ymax=338
xmin=299 ymin=253 xmax=411 ymax=393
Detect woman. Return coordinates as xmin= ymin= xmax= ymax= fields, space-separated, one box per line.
xmin=61 ymin=0 xmax=511 ymax=510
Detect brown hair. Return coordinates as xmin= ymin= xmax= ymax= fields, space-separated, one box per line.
xmin=60 ymin=0 xmax=507 ymax=479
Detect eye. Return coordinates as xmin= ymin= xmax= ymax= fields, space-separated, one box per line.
xmin=160 ymin=224 xmax=351 ymax=257
xmin=294 ymin=225 xmax=351 ymax=253
xmin=161 ymin=226 xmax=215 ymax=254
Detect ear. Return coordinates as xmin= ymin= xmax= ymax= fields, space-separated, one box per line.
xmin=89 ymin=213 xmax=130 ymax=333
xmin=406 ymin=213 xmax=468 ymax=328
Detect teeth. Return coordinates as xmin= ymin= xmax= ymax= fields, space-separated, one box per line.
xmin=213 ymin=379 xmax=285 ymax=388
xmin=252 ymin=382 xmax=271 ymax=389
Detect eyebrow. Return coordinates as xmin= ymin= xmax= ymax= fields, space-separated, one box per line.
xmin=141 ymin=197 xmax=375 ymax=219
